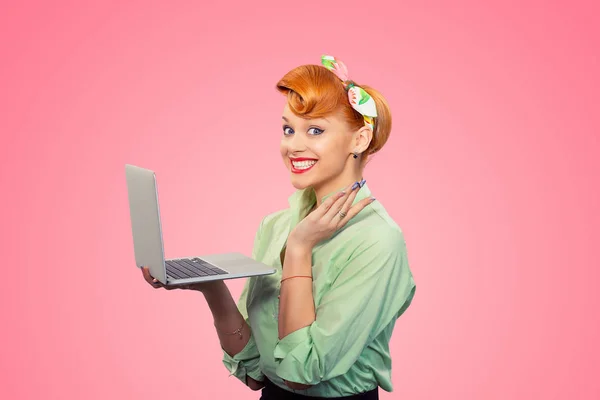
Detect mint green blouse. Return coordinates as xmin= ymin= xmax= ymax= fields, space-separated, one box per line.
xmin=222 ymin=183 xmax=416 ymax=397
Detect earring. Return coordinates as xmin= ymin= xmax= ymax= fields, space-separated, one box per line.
xmin=353 ymin=152 xmax=358 ymax=159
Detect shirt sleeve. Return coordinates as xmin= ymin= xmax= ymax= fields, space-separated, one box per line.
xmin=273 ymin=229 xmax=416 ymax=385
xmin=221 ymin=218 xmax=266 ymax=384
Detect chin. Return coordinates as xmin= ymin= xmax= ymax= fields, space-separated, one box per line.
xmin=286 ymin=161 xmax=327 ymax=191
xmin=289 ymin=175 xmax=312 ymax=190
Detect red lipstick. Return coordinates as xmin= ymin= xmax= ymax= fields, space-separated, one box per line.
xmin=289 ymin=157 xmax=318 ymax=174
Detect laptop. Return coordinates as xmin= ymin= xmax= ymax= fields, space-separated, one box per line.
xmin=125 ymin=164 xmax=275 ymax=286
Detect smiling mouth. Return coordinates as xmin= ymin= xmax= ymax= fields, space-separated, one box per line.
xmin=290 ymin=159 xmax=317 ymax=173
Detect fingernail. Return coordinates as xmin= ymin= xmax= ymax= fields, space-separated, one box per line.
xmin=351 ymin=182 xmax=360 ymax=190
xmin=359 ymin=179 xmax=366 ymax=187
xmin=153 ymin=279 xmax=158 ymax=282
xmin=370 ymin=197 xmax=376 ymax=201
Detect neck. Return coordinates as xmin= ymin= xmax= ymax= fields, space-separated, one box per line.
xmin=313 ymin=167 xmax=363 ymax=208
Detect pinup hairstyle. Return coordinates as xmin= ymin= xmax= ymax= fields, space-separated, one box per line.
xmin=276 ymin=64 xmax=392 ymax=159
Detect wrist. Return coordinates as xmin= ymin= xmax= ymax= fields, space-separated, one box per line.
xmin=286 ymin=235 xmax=313 ymax=255
xmin=200 ymin=280 xmax=227 ymax=299
xmin=282 ymin=244 xmax=313 ymax=278
xmin=285 ymin=243 xmax=313 ymax=261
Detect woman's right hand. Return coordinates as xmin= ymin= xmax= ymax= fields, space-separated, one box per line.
xmin=140 ymin=266 xmax=221 ymax=293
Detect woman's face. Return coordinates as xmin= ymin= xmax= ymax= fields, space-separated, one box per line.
xmin=280 ymin=103 xmax=356 ymax=193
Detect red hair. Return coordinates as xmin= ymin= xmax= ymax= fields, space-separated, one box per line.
xmin=275 ymin=64 xmax=392 ymax=157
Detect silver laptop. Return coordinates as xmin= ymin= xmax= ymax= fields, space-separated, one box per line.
xmin=125 ymin=164 xmax=275 ymax=286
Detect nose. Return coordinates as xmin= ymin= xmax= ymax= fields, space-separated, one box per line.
xmin=286 ymin=132 xmax=307 ymax=154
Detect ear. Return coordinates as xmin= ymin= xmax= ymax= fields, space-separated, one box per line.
xmin=351 ymin=125 xmax=373 ymax=155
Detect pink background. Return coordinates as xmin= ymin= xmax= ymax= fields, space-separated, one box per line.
xmin=1 ymin=0 xmax=598 ymax=399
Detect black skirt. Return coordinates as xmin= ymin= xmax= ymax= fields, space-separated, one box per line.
xmin=259 ymin=377 xmax=379 ymax=399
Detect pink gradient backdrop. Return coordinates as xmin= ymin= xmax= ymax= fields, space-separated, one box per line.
xmin=1 ymin=0 xmax=598 ymax=399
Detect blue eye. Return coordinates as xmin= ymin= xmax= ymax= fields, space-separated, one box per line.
xmin=282 ymin=125 xmax=324 ymax=136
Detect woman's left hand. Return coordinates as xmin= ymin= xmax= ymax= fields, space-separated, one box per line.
xmin=284 ymin=379 xmax=313 ymax=390
xmin=288 ymin=181 xmax=374 ymax=251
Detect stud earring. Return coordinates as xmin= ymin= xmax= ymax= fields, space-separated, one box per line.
xmin=353 ymin=152 xmax=358 ymax=159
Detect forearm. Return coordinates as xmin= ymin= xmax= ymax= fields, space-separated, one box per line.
xmin=202 ymin=281 xmax=252 ymax=358
xmin=278 ymin=244 xmax=315 ymax=340
xmin=277 ymin=244 xmax=316 ymax=389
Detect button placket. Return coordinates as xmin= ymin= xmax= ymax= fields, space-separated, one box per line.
xmin=273 ymin=269 xmax=281 ymax=321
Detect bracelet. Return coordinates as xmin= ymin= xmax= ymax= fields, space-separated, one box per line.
xmin=280 ymin=275 xmax=313 ymax=283
xmin=220 ymin=322 xmax=244 ymax=340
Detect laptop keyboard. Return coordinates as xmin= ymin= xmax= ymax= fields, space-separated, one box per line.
xmin=165 ymin=258 xmax=228 ymax=280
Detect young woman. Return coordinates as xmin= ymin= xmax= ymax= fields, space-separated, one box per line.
xmin=142 ymin=55 xmax=416 ymax=399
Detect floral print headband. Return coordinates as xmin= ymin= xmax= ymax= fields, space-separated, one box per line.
xmin=321 ymin=54 xmax=378 ymax=131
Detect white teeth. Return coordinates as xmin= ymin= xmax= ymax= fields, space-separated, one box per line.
xmin=292 ymin=160 xmax=317 ymax=169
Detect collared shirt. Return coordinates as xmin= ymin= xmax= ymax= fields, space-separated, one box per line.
xmin=222 ymin=183 xmax=416 ymax=397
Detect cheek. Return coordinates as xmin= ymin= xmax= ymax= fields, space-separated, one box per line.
xmin=280 ymin=139 xmax=287 ymax=156
xmin=280 ymin=140 xmax=289 ymax=164
xmin=311 ymin=138 xmax=346 ymax=159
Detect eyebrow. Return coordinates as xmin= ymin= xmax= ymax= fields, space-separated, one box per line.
xmin=282 ymin=116 xmax=330 ymax=123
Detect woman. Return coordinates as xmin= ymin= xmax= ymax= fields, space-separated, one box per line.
xmin=142 ymin=55 xmax=416 ymax=399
